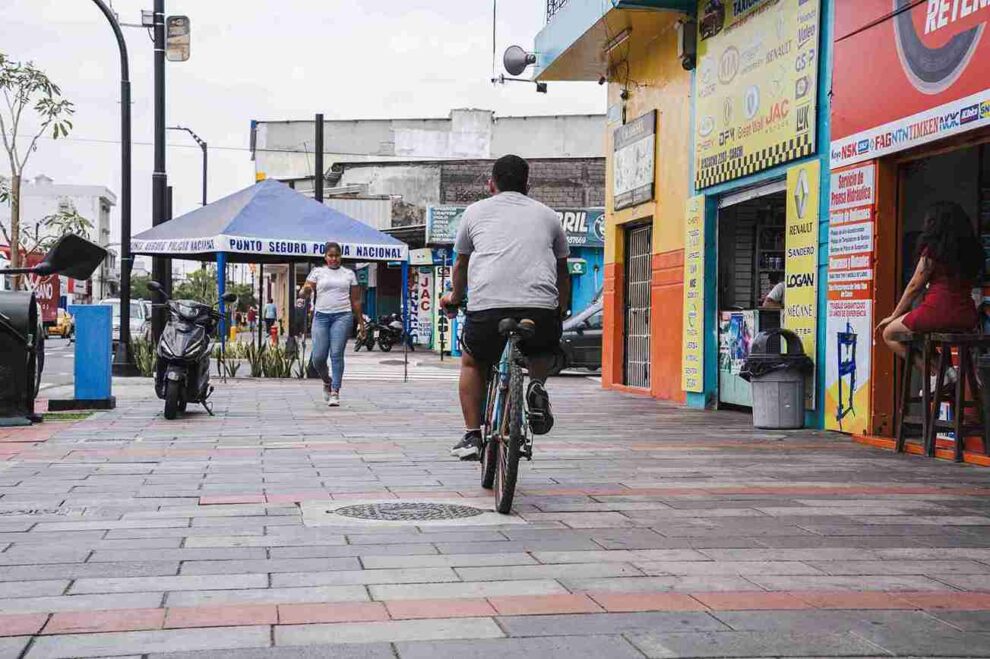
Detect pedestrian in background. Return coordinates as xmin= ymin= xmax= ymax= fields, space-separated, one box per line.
xmin=247 ymin=306 xmax=257 ymax=332
xmin=263 ymin=300 xmax=277 ymax=334
xmin=296 ymin=242 xmax=365 ymax=407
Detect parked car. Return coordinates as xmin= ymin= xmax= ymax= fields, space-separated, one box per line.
xmin=556 ymin=300 xmax=603 ymax=374
xmin=99 ymin=298 xmax=152 ymax=343
xmin=46 ymin=308 xmax=74 ymax=340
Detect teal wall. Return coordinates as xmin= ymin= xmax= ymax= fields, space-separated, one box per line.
xmin=685 ymin=0 xmax=835 ymax=430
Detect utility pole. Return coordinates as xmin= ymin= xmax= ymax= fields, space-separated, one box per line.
xmin=150 ymin=0 xmax=171 ymax=343
xmin=91 ymin=0 xmax=138 ymax=375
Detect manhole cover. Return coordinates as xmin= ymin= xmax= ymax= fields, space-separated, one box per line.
xmin=333 ymin=502 xmax=484 ymax=521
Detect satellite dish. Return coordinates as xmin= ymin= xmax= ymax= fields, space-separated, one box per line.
xmin=503 ymin=45 xmax=536 ymax=76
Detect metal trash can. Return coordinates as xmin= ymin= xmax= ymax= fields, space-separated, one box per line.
xmin=0 ymin=291 xmax=44 ymax=425
xmin=741 ymin=328 xmax=813 ymax=430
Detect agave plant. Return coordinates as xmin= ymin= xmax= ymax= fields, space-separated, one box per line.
xmin=261 ymin=346 xmax=295 ymax=378
xmin=244 ymin=342 xmax=265 ymax=377
xmin=131 ymin=338 xmax=156 ymax=377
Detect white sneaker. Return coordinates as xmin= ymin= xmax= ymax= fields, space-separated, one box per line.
xmin=322 ymin=385 xmax=332 ymax=402
xmin=328 ymin=392 xmax=340 ymax=407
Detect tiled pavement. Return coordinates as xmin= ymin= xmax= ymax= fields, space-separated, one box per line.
xmin=2 ymin=373 xmax=990 ymax=657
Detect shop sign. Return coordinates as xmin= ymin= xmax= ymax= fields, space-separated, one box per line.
xmin=31 ymin=274 xmax=60 ymax=323
xmin=407 ymin=267 xmax=433 ymax=347
xmin=613 ymin=110 xmax=656 ymax=210
xmin=567 ymin=258 xmax=587 ymax=275
xmin=433 ymin=266 xmax=453 ymax=354
xmin=783 ymin=161 xmax=820 ymax=409
xmin=694 ymin=0 xmax=820 ymax=188
xmin=426 ymin=205 xmax=605 ymax=248
xmin=831 ymin=1 xmax=990 ymax=168
xmin=681 ymin=195 xmax=706 ymax=393
xmin=824 ymin=162 xmax=877 ymax=435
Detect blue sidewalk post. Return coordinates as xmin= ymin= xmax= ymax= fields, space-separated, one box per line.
xmin=217 ymin=252 xmax=227 ymax=349
xmin=49 ymin=304 xmax=115 ymax=410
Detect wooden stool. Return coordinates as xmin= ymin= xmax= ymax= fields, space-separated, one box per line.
xmin=926 ymin=333 xmax=990 ymax=462
xmin=894 ymin=332 xmax=932 ymax=454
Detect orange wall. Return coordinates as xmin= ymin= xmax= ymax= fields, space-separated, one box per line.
xmin=602 ymin=10 xmax=692 ymax=400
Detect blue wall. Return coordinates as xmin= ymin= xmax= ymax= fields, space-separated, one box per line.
xmin=571 ymin=246 xmax=604 ymax=313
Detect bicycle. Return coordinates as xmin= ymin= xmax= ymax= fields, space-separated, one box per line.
xmin=479 ymin=317 xmax=536 ymax=514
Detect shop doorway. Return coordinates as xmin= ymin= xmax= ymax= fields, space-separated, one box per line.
xmin=624 ymin=224 xmax=652 ymax=388
xmin=716 ymin=188 xmax=786 ymax=408
xmin=881 ymin=143 xmax=990 ymax=428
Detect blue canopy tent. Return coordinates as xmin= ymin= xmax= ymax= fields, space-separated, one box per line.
xmin=131 ymin=179 xmax=411 ymax=352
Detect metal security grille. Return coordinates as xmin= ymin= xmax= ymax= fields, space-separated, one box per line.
xmin=624 ymin=225 xmax=652 ymax=388
xmin=333 ymin=502 xmax=484 ymax=522
xmin=547 ymin=0 xmax=570 ymax=22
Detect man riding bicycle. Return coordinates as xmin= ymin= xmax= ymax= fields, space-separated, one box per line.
xmin=441 ymin=154 xmax=570 ymax=460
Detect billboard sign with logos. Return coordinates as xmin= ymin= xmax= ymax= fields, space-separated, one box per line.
xmin=694 ymin=0 xmax=820 ymax=188
xmin=831 ymin=1 xmax=990 ymax=168
xmin=426 ymin=206 xmax=605 ymax=248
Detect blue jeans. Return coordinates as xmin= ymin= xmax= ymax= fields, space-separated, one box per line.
xmin=311 ymin=311 xmax=353 ymax=391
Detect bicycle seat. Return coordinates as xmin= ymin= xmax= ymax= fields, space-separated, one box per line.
xmin=498 ymin=318 xmax=536 ymax=338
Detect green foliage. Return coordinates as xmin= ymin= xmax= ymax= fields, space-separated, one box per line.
xmin=244 ymin=342 xmax=265 ymax=377
xmin=174 ymin=268 xmax=256 ymax=312
xmin=132 ymin=338 xmax=156 ymax=377
xmin=261 ymin=346 xmax=295 ymax=378
xmin=131 ymin=275 xmax=153 ymax=302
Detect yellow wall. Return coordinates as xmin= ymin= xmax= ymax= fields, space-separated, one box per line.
xmin=604 ymin=11 xmax=693 ymax=264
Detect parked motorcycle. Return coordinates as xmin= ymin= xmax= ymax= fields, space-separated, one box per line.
xmin=376 ymin=313 xmax=413 ymax=352
xmin=354 ymin=314 xmax=378 ymax=352
xmin=148 ymin=281 xmax=237 ymax=420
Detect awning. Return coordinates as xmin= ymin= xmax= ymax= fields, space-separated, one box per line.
xmin=131 ymin=179 xmax=408 ymax=264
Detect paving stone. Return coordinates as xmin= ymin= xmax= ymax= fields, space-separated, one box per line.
xmin=635 ymin=560 xmax=823 ymax=576
xmin=369 ymin=579 xmax=568 ymax=601
xmin=0 ymin=613 xmax=47 ymax=636
xmin=272 ymin=567 xmax=460 ymax=588
xmin=488 ymin=594 xmax=602 ymax=616
xmin=748 ymin=574 xmax=954 ymax=591
xmin=626 ymin=630 xmax=888 ymax=657
xmin=165 ymin=586 xmax=369 ymax=607
xmin=277 ymin=602 xmax=388 ymax=625
xmin=25 ymin=625 xmax=271 ymax=658
xmin=496 ymin=611 xmax=727 ymax=637
xmin=180 ymin=557 xmax=361 ymax=575
xmin=0 ymin=562 xmax=179 ymax=582
xmin=147 ymin=644 xmax=397 ymax=658
xmin=0 ymin=593 xmax=164 ymax=613
xmin=275 ymin=617 xmax=503 ymax=645
xmin=0 ymin=580 xmax=69 ymax=598
xmin=361 ymin=552 xmax=536 ymax=569
xmin=385 ymin=598 xmax=496 ymax=620
xmin=455 ymin=562 xmax=641 ymax=582
xmin=395 ymin=634 xmax=645 ymax=659
xmin=0 ymin=637 xmax=30 ymax=659
xmin=43 ymin=608 xmax=165 ymax=634
xmin=164 ymin=604 xmax=278 ymax=628
xmin=70 ymin=574 xmax=267 ymax=595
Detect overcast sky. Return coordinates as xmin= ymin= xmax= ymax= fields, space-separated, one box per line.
xmin=5 ymin=0 xmax=605 ymax=251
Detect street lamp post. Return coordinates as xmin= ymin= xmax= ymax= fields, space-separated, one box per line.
xmin=167 ymin=126 xmax=207 ymax=206
xmin=90 ymin=0 xmax=138 ymax=376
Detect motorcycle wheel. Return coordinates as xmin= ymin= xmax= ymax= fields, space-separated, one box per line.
xmin=164 ymin=380 xmax=182 ymax=420
xmin=378 ymin=337 xmax=393 ymax=352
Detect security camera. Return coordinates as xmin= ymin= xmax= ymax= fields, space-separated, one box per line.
xmin=681 ymin=55 xmax=696 ymax=71
xmin=598 ymin=75 xmax=607 ymax=86
xmin=619 ymin=88 xmax=630 ymax=101
xmin=536 ymin=82 xmax=548 ymax=94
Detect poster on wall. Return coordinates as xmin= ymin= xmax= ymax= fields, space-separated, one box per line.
xmin=784 ymin=161 xmax=820 ymax=409
xmin=415 ymin=267 xmax=433 ymax=347
xmin=694 ymin=0 xmax=820 ymax=188
xmin=433 ymin=266 xmax=452 ymax=354
xmin=613 ymin=110 xmax=657 ymax=210
xmin=831 ymin=1 xmax=990 ymax=168
xmin=824 ymin=162 xmax=877 ymax=434
xmin=681 ymin=195 xmax=705 ymax=392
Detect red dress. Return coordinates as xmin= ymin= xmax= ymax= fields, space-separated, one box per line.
xmin=902 ymin=249 xmax=978 ymax=333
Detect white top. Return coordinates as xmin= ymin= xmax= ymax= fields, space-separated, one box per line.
xmin=453 ymin=192 xmax=570 ymax=312
xmin=765 ymin=281 xmax=785 ymax=304
xmin=306 ymin=266 xmax=358 ymax=314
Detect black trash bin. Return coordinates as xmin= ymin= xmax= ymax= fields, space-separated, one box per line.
xmin=741 ymin=328 xmax=813 ymax=429
xmin=0 ymin=291 xmax=44 ymax=425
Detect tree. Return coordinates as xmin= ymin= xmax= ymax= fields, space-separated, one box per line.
xmin=173 ymin=267 xmax=256 ymax=311
xmin=0 ymin=54 xmax=74 ymax=284
xmin=131 ymin=274 xmax=153 ymax=301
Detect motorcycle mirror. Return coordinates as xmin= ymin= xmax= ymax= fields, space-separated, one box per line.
xmin=147 ymin=281 xmax=163 ymax=292
xmin=221 ymin=292 xmax=238 ymax=304
xmin=30 ymin=234 xmax=107 ymax=279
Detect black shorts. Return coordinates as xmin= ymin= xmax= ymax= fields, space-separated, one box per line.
xmin=461 ymin=307 xmax=562 ymax=366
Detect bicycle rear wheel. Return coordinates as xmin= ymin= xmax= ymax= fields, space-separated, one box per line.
xmin=494 ymin=351 xmax=524 ymax=514
xmin=480 ymin=370 xmax=499 ymax=490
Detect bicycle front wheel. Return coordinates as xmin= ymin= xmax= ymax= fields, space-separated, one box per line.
xmin=494 ymin=352 xmax=524 ymax=514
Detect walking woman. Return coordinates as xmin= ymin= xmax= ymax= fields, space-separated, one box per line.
xmin=878 ymin=201 xmax=983 ymax=379
xmin=296 ymin=242 xmax=365 ymax=406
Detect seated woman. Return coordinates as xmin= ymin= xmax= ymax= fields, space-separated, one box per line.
xmin=878 ymin=201 xmax=983 ymax=381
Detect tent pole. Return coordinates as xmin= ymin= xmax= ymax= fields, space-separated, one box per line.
xmin=217 ymin=252 xmax=227 ymax=381
xmin=257 ymin=263 xmax=264 ymax=350
xmin=401 ymin=260 xmax=409 ymax=384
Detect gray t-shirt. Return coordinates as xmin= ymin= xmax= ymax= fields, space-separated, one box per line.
xmin=454 ymin=192 xmax=569 ymax=312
